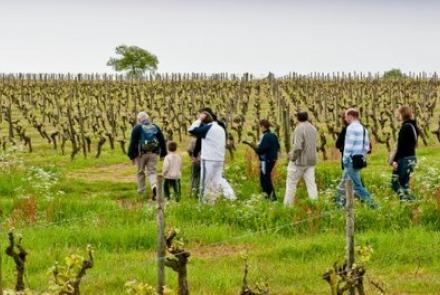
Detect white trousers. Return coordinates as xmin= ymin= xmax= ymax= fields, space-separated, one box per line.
xmin=283 ymin=162 xmax=318 ymax=206
xmin=219 ymin=177 xmax=236 ymax=201
xmin=200 ymin=160 xmax=235 ymax=204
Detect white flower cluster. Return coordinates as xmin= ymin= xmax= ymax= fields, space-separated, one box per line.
xmin=26 ymin=167 xmax=64 ymax=200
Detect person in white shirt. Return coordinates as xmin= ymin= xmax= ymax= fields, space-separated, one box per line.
xmin=188 ymin=108 xmax=231 ymax=204
xmin=163 ymin=141 xmax=182 ymax=201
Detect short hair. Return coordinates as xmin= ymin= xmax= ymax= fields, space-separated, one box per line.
xmin=259 ymin=119 xmax=271 ymax=129
xmin=399 ymin=105 xmax=413 ymax=121
xmin=168 ymin=141 xmax=177 ymax=152
xmin=296 ymin=112 xmax=309 ymax=122
xmin=137 ymin=112 xmax=150 ymax=124
xmin=346 ymin=108 xmax=359 ymax=118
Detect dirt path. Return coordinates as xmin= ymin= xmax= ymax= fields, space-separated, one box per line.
xmin=69 ymin=163 xmax=135 ymax=183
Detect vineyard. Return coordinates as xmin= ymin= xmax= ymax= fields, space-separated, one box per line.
xmin=1 ymin=73 xmax=439 ymax=159
xmin=0 ymin=73 xmax=440 ymax=294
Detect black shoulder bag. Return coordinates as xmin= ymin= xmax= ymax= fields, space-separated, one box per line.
xmin=351 ymin=128 xmax=367 ymax=170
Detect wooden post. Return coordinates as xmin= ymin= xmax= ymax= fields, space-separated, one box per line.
xmin=345 ymin=179 xmax=355 ymax=295
xmin=156 ymin=175 xmax=166 ymax=295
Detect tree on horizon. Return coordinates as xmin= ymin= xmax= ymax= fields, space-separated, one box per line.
xmin=107 ymin=45 xmax=158 ymax=78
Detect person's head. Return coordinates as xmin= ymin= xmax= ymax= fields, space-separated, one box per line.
xmin=344 ymin=108 xmax=359 ymax=124
xmin=397 ymin=105 xmax=413 ymax=122
xmin=340 ymin=111 xmax=348 ymax=126
xmin=168 ymin=141 xmax=177 ymax=152
xmin=199 ymin=107 xmax=215 ymax=123
xmin=296 ymin=112 xmax=309 ymax=123
xmin=137 ymin=112 xmax=150 ymax=124
xmin=259 ymin=119 xmax=271 ymax=131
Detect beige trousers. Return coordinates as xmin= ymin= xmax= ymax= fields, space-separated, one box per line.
xmin=136 ymin=153 xmax=158 ymax=194
xmin=283 ymin=162 xmax=318 ymax=206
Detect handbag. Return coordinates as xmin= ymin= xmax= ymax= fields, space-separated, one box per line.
xmin=352 ymin=154 xmax=367 ymax=169
xmin=351 ymin=128 xmax=367 ymax=169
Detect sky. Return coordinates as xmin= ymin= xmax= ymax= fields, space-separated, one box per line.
xmin=0 ymin=0 xmax=439 ymax=75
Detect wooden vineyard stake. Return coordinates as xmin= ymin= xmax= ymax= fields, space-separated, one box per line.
xmin=157 ymin=175 xmax=166 ymax=295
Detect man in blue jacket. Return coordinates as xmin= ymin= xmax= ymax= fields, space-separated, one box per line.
xmin=128 ymin=112 xmax=167 ymax=199
xmin=255 ymin=119 xmax=280 ymax=201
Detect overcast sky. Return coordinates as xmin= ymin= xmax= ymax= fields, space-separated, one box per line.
xmin=1 ymin=0 xmax=439 ymax=75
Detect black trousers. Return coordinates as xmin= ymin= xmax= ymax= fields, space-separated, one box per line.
xmin=260 ymin=160 xmax=277 ymax=201
xmin=190 ymin=162 xmax=201 ymax=198
xmin=164 ymin=179 xmax=181 ymax=201
xmin=391 ymin=156 xmax=416 ymax=200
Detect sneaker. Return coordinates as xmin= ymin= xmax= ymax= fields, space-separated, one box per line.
xmin=399 ymin=190 xmax=416 ymax=202
xmin=401 ymin=195 xmax=416 ymax=202
xmin=335 ymin=198 xmax=346 ymax=209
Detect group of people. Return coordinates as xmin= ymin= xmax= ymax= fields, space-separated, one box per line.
xmin=127 ymin=108 xmax=235 ymax=203
xmin=127 ymin=105 xmax=419 ymax=207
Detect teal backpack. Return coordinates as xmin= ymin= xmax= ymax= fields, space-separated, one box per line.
xmin=139 ymin=124 xmax=159 ymax=153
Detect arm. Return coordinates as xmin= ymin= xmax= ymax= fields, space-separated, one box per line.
xmin=155 ymin=126 xmax=167 ymax=158
xmin=291 ymin=127 xmax=304 ymax=161
xmin=255 ymin=134 xmax=269 ymax=155
xmin=127 ymin=125 xmax=140 ymax=160
xmin=342 ymin=127 xmax=355 ymax=165
xmin=276 ymin=134 xmax=281 ymax=154
xmin=188 ymin=119 xmax=211 ymax=138
xmin=162 ymin=156 xmax=170 ymax=176
xmin=187 ymin=141 xmax=195 ymax=157
xmin=335 ymin=127 xmax=346 ymax=152
xmin=393 ymin=125 xmax=410 ymax=162
xmin=363 ymin=129 xmax=370 ymax=155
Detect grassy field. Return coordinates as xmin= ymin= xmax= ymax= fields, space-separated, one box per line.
xmin=0 ymin=140 xmax=440 ymax=294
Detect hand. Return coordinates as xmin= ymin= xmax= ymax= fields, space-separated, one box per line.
xmin=392 ymin=161 xmax=398 ymax=170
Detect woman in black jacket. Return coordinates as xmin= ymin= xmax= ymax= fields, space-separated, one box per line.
xmin=255 ymin=120 xmax=280 ymax=201
xmin=244 ymin=119 xmax=280 ymax=201
xmin=391 ymin=106 xmax=418 ymax=201
xmin=335 ymin=112 xmax=348 ymax=170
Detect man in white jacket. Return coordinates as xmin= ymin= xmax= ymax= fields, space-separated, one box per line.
xmin=188 ymin=108 xmax=233 ymax=204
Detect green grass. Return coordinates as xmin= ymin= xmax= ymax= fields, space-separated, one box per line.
xmin=0 ymin=142 xmax=440 ymax=294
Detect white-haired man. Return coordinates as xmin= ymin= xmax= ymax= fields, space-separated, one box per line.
xmin=128 ymin=112 xmax=167 ymax=199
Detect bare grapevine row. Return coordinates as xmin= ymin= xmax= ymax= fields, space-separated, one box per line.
xmin=0 ymin=73 xmax=439 ymax=160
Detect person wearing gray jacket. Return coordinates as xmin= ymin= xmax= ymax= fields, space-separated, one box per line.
xmin=283 ymin=112 xmax=318 ymax=206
